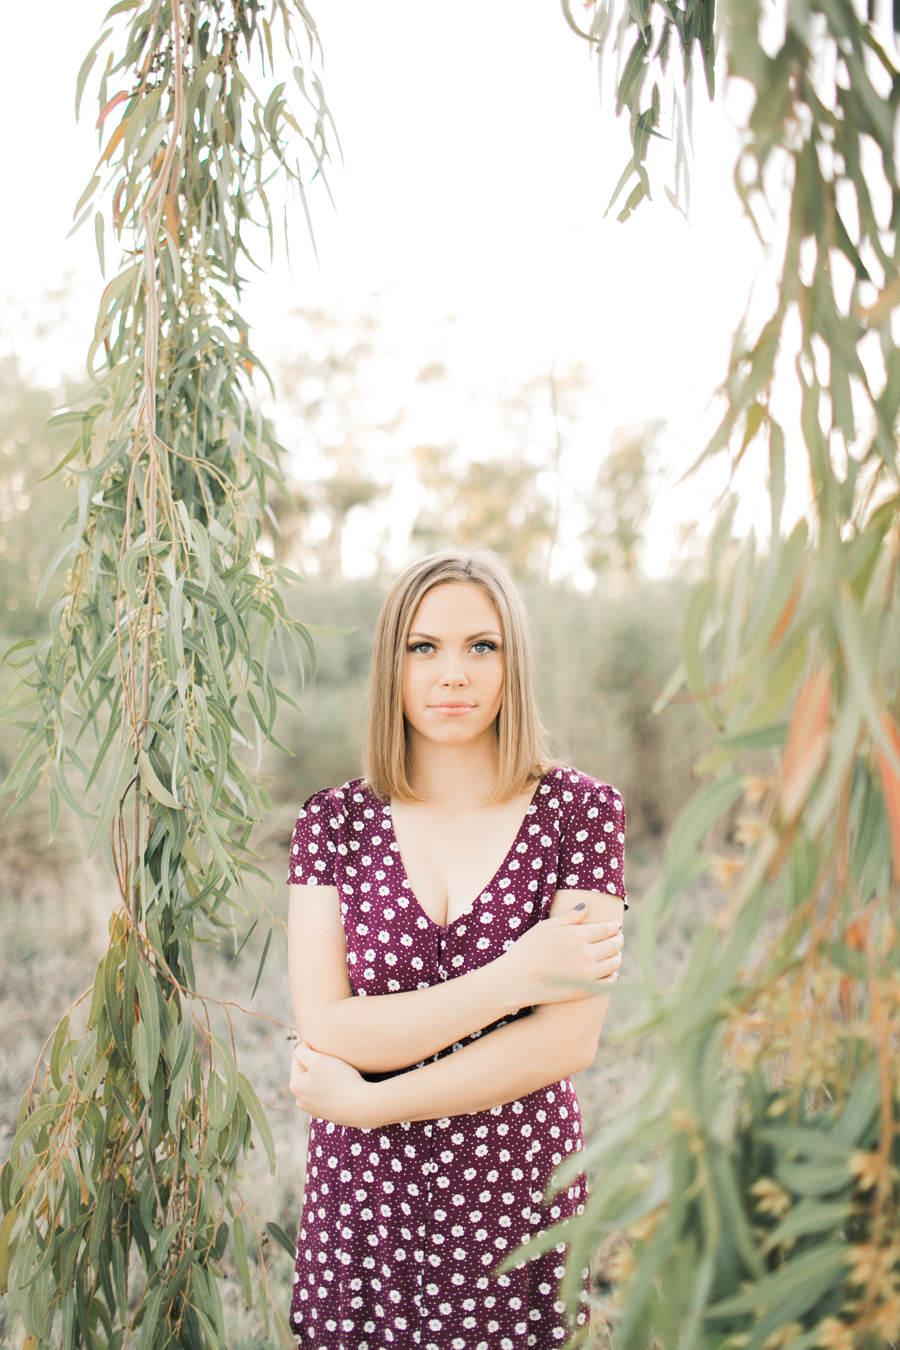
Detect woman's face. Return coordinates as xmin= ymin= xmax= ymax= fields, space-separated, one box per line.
xmin=402 ymin=582 xmax=504 ymax=748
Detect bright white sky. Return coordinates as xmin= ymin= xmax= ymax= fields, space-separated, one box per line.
xmin=1 ymin=0 xmax=785 ymax=580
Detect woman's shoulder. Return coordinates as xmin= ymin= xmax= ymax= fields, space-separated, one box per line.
xmin=538 ymin=765 xmax=625 ymax=812
xmin=543 ymin=768 xmax=627 ymax=896
xmin=297 ymin=777 xmax=379 ymax=822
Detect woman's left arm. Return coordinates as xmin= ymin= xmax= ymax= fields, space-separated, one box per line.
xmin=290 ymin=888 xmax=624 ymax=1128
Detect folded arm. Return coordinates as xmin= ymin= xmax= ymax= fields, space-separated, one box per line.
xmin=289 ymin=889 xmax=625 ymax=1127
xmin=288 ymin=884 xmax=622 ymax=1074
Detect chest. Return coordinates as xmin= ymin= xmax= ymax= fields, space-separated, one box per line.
xmin=333 ymin=785 xmax=567 ymax=997
xmin=389 ymin=792 xmax=538 ymax=927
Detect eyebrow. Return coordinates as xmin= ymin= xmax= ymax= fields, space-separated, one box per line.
xmin=408 ymin=630 xmax=502 ymax=643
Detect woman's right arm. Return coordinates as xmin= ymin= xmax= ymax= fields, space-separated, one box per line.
xmin=287 ymin=886 xmax=623 ymax=1075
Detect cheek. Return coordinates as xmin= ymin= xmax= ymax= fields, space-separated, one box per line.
xmin=487 ymin=663 xmax=504 ymax=705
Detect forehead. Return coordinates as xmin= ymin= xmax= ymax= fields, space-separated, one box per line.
xmin=410 ymin=581 xmax=500 ymax=631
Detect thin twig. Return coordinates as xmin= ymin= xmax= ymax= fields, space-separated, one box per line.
xmin=26 ymin=983 xmax=97 ymax=1106
xmin=536 ymin=365 xmax=564 ymax=653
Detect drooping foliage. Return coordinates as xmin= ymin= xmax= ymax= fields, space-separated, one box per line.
xmin=562 ymin=0 xmax=717 ymax=221
xmin=6 ymin=0 xmax=900 ymax=1346
xmin=544 ymin=1 xmax=900 ymax=1346
xmin=0 ymin=2 xmax=331 ymax=1344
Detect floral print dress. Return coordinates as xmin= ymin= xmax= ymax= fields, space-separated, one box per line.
xmin=287 ymin=767 xmax=627 ymax=1350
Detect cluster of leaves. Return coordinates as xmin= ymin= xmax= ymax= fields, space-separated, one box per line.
xmin=541 ymin=0 xmax=900 ymax=1346
xmin=2 ymin=917 xmax=286 ymax=1347
xmin=0 ymin=1 xmax=331 ymax=1344
xmin=562 ymin=0 xmax=717 ymax=220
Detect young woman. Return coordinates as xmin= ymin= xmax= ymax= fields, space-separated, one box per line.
xmin=286 ymin=551 xmax=626 ymax=1350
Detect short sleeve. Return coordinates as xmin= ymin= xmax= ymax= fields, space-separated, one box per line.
xmin=557 ymin=779 xmax=627 ymax=905
xmin=286 ymin=790 xmax=341 ymax=886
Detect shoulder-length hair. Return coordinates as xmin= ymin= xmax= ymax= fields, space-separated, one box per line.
xmin=363 ymin=549 xmax=551 ymax=803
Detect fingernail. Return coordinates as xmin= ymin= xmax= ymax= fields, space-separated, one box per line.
xmin=575 ymin=903 xmax=586 ymax=911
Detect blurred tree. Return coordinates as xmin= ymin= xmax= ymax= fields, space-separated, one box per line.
xmin=411 ymin=364 xmax=590 ymax=580
xmin=0 ymin=358 xmax=73 ymax=636
xmin=272 ymin=307 xmax=393 ymax=576
xmin=545 ymin=3 xmax=900 ymax=1347
xmin=0 ymin=4 xmax=332 ymax=1346
xmin=411 ymin=442 xmax=554 ymax=576
xmin=529 ymin=576 xmax=698 ymax=839
xmin=506 ymin=364 xmax=590 ymax=608
xmin=583 ymin=419 xmax=661 ymax=583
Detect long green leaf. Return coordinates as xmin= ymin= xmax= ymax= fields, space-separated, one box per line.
xmin=237 ymin=1071 xmax=276 ymax=1175
xmin=87 ymin=743 xmax=135 ymax=856
xmin=707 ymin=1243 xmax=849 ymax=1319
xmin=266 ymin=1221 xmax=297 ymax=1259
xmin=138 ymin=748 xmax=181 ymax=810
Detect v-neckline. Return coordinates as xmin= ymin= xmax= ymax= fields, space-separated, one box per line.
xmin=382 ymin=772 xmax=550 ymax=930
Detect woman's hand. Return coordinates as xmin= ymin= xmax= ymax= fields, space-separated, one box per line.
xmin=289 ymin=1043 xmax=375 ymax=1128
xmin=496 ymin=905 xmax=623 ymax=1007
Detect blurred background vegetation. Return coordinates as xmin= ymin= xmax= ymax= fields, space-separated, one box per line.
xmin=0 ymin=309 xmax=709 ymax=840
xmin=0 ymin=304 xmax=712 ymax=1347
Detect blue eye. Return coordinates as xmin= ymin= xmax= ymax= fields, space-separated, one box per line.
xmin=408 ymin=642 xmax=434 ymax=655
xmin=472 ymin=641 xmax=497 ymax=654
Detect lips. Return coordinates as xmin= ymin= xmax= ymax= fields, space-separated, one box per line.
xmin=429 ymin=703 xmax=475 ymax=714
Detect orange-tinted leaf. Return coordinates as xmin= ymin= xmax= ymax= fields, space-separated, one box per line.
xmin=844 ymin=916 xmax=870 ymax=952
xmin=839 ymin=917 xmax=869 ymax=1020
xmin=97 ymin=90 xmax=128 ymax=129
xmin=781 ymin=670 xmax=831 ymax=819
xmin=100 ymin=119 xmax=127 ymax=164
xmin=163 ymin=192 xmax=180 ymax=238
xmin=767 ymin=579 xmax=802 ymax=651
xmin=113 ymin=178 xmax=126 ymax=226
xmin=876 ymin=711 xmax=900 ymax=872
xmin=839 ymin=975 xmax=853 ymax=1021
xmin=737 ymin=400 xmax=766 ymax=461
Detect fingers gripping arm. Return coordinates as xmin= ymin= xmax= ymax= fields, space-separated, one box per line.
xmin=289 ymin=885 xmax=519 ymax=1074
xmin=288 ymin=885 xmax=623 ymax=1075
xmin=289 ymin=890 xmax=625 ymax=1126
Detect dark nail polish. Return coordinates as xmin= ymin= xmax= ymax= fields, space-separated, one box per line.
xmin=575 ymin=903 xmax=586 ymax=911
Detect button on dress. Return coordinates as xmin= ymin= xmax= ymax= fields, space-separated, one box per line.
xmin=287 ymin=767 xmax=627 ymax=1350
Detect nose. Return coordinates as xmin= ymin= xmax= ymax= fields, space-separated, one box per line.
xmin=439 ymin=654 xmax=468 ymax=687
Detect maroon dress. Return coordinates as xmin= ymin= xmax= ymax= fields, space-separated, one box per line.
xmin=287 ymin=767 xmax=627 ymax=1350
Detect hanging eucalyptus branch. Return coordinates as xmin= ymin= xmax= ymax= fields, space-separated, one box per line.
xmin=547 ymin=2 xmax=900 ymax=1346
xmin=561 ymin=0 xmax=717 ymax=220
xmin=0 ymin=2 xmax=331 ymax=1344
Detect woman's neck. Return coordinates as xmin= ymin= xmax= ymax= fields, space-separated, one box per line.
xmin=404 ymin=725 xmax=500 ymax=808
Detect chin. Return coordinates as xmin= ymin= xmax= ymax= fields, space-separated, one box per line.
xmin=428 ymin=721 xmax=493 ymax=744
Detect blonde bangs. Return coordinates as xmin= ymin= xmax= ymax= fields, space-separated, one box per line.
xmin=363 ymin=550 xmax=550 ymax=803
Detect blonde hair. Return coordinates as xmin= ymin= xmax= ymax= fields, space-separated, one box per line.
xmin=363 ymin=550 xmax=551 ymax=803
